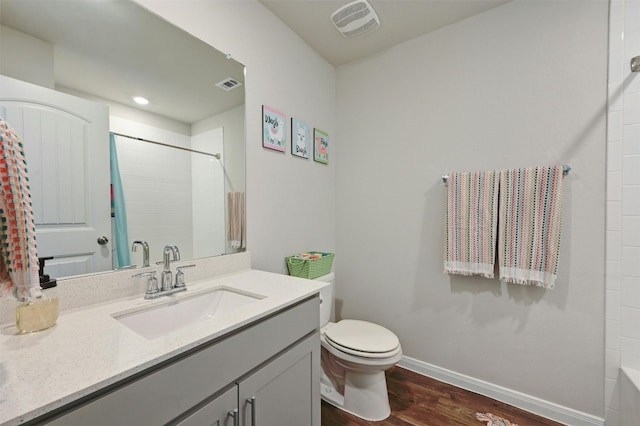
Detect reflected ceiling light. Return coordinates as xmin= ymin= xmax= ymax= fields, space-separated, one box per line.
xmin=133 ymin=96 xmax=149 ymax=105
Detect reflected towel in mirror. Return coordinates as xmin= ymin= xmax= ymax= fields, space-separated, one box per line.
xmin=227 ymin=191 xmax=246 ymax=249
xmin=0 ymin=118 xmax=41 ymax=301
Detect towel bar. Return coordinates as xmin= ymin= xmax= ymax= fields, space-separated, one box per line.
xmin=441 ymin=165 xmax=571 ymax=184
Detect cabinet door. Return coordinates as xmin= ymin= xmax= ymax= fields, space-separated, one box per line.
xmin=177 ymin=385 xmax=238 ymax=426
xmin=239 ymin=334 xmax=320 ymax=426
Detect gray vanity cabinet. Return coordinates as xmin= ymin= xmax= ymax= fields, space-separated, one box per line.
xmin=178 ymin=333 xmax=318 ymax=426
xmin=177 ymin=385 xmax=238 ymax=426
xmin=238 ymin=335 xmax=317 ymax=425
xmin=41 ymin=297 xmax=320 ymax=426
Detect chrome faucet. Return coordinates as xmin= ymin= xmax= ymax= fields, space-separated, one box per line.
xmin=132 ymin=244 xmax=191 ymax=300
xmin=131 ymin=240 xmax=150 ymax=267
xmin=161 ymin=244 xmax=180 ymax=291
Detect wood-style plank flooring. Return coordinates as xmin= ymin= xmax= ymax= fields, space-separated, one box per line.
xmin=321 ymin=367 xmax=565 ymax=425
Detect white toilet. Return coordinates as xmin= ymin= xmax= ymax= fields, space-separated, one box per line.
xmin=315 ymin=273 xmax=402 ymax=421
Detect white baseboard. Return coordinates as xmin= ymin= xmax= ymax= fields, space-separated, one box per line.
xmin=398 ymin=356 xmax=604 ymax=426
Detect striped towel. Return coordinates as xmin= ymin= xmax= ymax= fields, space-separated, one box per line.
xmin=444 ymin=170 xmax=499 ymax=278
xmin=226 ymin=191 xmax=246 ymax=249
xmin=476 ymin=412 xmax=519 ymax=426
xmin=498 ymin=165 xmax=563 ymax=289
xmin=0 ymin=118 xmax=41 ymax=301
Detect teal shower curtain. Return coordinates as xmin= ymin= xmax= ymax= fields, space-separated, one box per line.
xmin=110 ymin=133 xmax=130 ymax=268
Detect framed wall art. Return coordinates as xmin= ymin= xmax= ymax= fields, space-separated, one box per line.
xmin=291 ymin=117 xmax=310 ymax=159
xmin=262 ymin=105 xmax=286 ymax=152
xmin=314 ymin=128 xmax=329 ymax=164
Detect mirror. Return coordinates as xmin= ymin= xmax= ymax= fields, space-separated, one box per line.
xmin=0 ymin=0 xmax=246 ymax=279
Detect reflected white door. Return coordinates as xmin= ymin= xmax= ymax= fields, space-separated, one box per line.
xmin=0 ymin=75 xmax=111 ymax=277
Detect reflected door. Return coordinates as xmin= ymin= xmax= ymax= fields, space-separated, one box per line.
xmin=0 ymin=75 xmax=111 ymax=277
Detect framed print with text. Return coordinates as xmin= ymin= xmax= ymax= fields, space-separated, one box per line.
xmin=291 ymin=117 xmax=310 ymax=159
xmin=314 ymin=128 xmax=329 ymax=164
xmin=262 ymin=105 xmax=286 ymax=152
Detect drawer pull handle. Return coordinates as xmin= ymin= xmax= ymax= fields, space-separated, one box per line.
xmin=247 ymin=397 xmax=256 ymax=425
xmin=228 ymin=408 xmax=239 ymax=426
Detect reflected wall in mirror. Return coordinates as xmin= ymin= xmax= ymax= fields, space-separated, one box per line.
xmin=0 ymin=0 xmax=246 ymax=280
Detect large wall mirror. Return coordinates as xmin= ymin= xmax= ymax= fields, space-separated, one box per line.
xmin=0 ymin=0 xmax=246 ymax=280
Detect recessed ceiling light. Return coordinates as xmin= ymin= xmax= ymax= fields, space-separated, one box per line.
xmin=133 ymin=96 xmax=149 ymax=105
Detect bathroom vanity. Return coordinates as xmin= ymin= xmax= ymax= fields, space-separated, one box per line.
xmin=0 ymin=258 xmax=324 ymax=426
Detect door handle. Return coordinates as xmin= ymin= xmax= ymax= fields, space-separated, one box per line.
xmin=97 ymin=236 xmax=109 ymax=245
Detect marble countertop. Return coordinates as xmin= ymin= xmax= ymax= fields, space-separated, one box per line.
xmin=0 ymin=269 xmax=325 ymax=426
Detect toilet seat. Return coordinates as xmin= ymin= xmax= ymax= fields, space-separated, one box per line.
xmin=324 ymin=320 xmax=400 ymax=359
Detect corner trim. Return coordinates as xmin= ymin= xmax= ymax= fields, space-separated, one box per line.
xmin=397 ymin=356 xmax=604 ymax=426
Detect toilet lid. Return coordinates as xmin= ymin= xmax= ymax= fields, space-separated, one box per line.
xmin=325 ymin=319 xmax=399 ymax=354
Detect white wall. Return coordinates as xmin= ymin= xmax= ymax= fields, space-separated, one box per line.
xmin=606 ymin=0 xmax=640 ymax=424
xmin=335 ymin=0 xmax=607 ymax=420
xmin=193 ymin=106 xmax=244 ymax=254
xmin=0 ymin=24 xmax=54 ymax=88
xmin=191 ymin=127 xmax=225 ymax=258
xmin=136 ymin=0 xmax=336 ymax=273
xmin=193 ymin=104 xmax=246 ymax=195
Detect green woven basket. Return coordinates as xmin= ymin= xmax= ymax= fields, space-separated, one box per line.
xmin=286 ymin=252 xmax=334 ymax=279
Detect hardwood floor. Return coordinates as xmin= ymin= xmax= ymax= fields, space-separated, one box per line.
xmin=321 ymin=367 xmax=565 ymax=425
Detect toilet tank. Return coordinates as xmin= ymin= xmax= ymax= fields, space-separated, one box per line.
xmin=314 ymin=272 xmax=334 ymax=327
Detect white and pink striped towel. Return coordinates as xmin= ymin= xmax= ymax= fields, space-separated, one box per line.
xmin=498 ymin=165 xmax=563 ymax=289
xmin=445 ymin=165 xmax=564 ymax=289
xmin=444 ymin=170 xmax=500 ymax=279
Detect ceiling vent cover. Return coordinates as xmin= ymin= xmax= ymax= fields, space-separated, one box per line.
xmin=215 ymin=77 xmax=242 ymax=91
xmin=331 ymin=0 xmax=380 ymax=39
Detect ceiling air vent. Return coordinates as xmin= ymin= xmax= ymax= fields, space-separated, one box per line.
xmin=215 ymin=77 xmax=242 ymax=91
xmin=330 ymin=0 xmax=380 ymax=39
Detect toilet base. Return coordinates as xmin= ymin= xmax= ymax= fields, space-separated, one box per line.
xmin=321 ymin=369 xmax=392 ymax=421
xmin=321 ymin=380 xmax=345 ymax=408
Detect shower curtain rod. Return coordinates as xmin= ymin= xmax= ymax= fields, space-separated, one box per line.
xmin=441 ymin=165 xmax=571 ymax=184
xmin=111 ymin=132 xmax=221 ymax=159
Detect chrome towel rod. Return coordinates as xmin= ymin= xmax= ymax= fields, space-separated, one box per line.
xmin=442 ymin=165 xmax=571 ymax=184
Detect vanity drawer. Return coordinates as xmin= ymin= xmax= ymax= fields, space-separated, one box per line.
xmin=42 ymin=296 xmax=319 ymax=426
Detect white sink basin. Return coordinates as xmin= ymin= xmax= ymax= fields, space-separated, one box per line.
xmin=113 ymin=287 xmax=264 ymax=339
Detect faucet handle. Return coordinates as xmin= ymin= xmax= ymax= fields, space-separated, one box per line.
xmin=132 ymin=271 xmax=157 ymax=278
xmin=132 ymin=271 xmax=159 ymax=298
xmin=176 ymin=264 xmax=196 ymax=272
xmin=175 ymin=264 xmax=196 ymax=288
